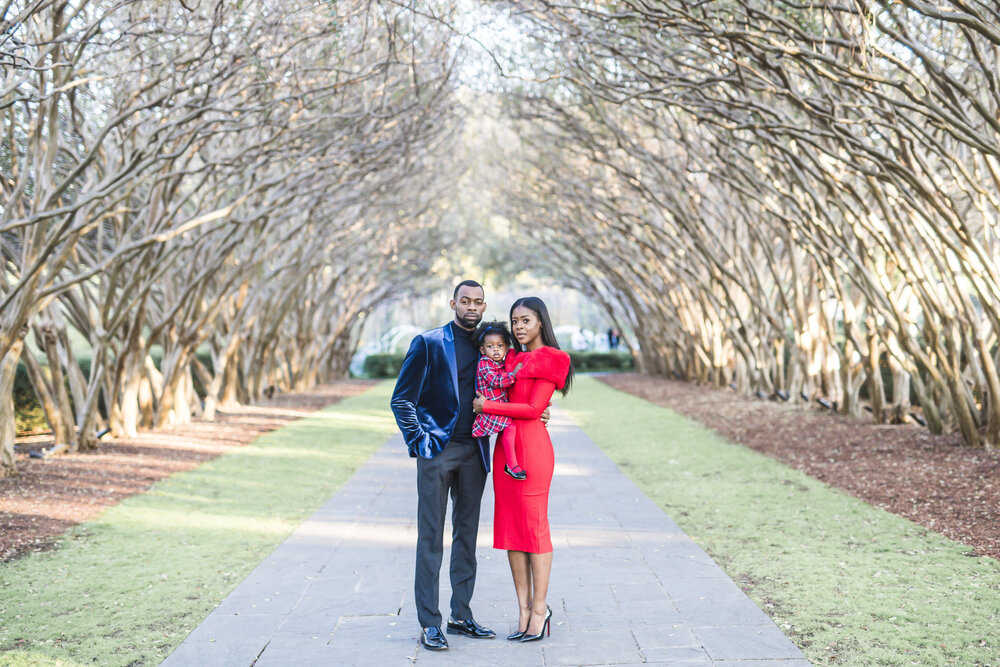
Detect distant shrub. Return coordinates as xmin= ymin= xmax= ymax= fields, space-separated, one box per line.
xmin=362 ymin=353 xmax=406 ymax=379
xmin=568 ymin=351 xmax=634 ymax=373
xmin=358 ymin=350 xmax=633 ymax=378
xmin=14 ymin=362 xmax=47 ymax=433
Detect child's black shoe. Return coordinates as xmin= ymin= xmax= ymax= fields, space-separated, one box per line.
xmin=504 ymin=464 xmax=527 ymax=480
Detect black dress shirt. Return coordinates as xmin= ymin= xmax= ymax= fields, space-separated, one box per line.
xmin=450 ymin=321 xmax=479 ymax=440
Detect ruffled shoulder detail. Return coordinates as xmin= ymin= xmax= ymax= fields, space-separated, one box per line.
xmin=515 ymin=346 xmax=571 ymax=389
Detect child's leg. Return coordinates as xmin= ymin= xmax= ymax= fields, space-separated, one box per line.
xmin=501 ymin=423 xmax=520 ymax=470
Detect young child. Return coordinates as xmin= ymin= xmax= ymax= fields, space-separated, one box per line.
xmin=472 ymin=321 xmax=526 ymax=480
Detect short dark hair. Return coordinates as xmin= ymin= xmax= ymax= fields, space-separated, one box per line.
xmin=453 ymin=279 xmax=484 ymax=300
xmin=477 ymin=320 xmax=513 ymax=348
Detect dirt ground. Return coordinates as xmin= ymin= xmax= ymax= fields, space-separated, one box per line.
xmin=599 ymin=373 xmax=1000 ymax=561
xmin=0 ymin=380 xmax=376 ymax=562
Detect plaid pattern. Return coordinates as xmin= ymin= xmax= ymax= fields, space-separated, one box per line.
xmin=472 ymin=356 xmax=516 ymax=436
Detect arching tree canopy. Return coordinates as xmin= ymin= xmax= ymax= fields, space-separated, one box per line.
xmin=490 ymin=0 xmax=1000 ymax=450
xmin=2 ymin=0 xmax=1000 ymax=474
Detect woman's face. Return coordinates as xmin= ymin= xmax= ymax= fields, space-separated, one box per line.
xmin=511 ymin=306 xmax=543 ymax=350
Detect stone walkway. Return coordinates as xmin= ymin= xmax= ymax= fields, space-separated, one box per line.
xmin=162 ymin=410 xmax=810 ymax=666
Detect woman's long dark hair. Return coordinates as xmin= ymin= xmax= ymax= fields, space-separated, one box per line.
xmin=510 ymin=296 xmax=574 ymax=395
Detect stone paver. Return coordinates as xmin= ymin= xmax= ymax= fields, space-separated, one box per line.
xmin=162 ymin=410 xmax=810 ymax=666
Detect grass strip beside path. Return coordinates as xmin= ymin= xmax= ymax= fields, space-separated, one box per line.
xmin=562 ymin=377 xmax=1000 ymax=666
xmin=0 ymin=382 xmax=395 ymax=667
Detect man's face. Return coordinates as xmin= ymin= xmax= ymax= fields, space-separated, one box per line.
xmin=451 ymin=285 xmax=486 ymax=330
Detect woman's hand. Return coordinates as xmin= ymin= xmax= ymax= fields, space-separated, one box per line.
xmin=473 ymin=393 xmax=486 ymax=414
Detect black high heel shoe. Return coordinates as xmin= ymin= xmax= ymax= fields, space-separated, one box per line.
xmin=504 ymin=464 xmax=527 ymax=480
xmin=507 ymin=608 xmax=532 ymax=640
xmin=519 ymin=606 xmax=552 ymax=642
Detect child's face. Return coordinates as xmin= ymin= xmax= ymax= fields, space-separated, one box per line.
xmin=480 ymin=333 xmax=509 ymax=363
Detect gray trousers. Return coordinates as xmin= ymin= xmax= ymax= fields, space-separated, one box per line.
xmin=414 ymin=439 xmax=488 ymax=628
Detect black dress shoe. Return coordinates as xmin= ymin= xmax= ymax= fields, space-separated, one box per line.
xmin=446 ymin=617 xmax=496 ymax=638
xmin=420 ymin=626 xmax=449 ymax=650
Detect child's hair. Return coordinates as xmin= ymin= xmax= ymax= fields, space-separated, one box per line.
xmin=477 ymin=320 xmax=513 ymax=349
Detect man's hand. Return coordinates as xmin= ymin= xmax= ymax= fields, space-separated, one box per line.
xmin=473 ymin=392 xmax=486 ymax=414
xmin=540 ymin=401 xmax=552 ymax=426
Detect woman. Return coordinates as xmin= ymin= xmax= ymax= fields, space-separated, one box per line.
xmin=473 ymin=296 xmax=572 ymax=643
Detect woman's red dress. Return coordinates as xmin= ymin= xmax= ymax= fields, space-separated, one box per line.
xmin=484 ymin=346 xmax=570 ymax=554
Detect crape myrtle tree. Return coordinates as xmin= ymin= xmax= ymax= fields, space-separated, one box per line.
xmin=495 ymin=0 xmax=1000 ymax=447
xmin=0 ymin=0 xmax=465 ymax=475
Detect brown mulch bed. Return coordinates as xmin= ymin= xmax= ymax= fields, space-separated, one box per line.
xmin=0 ymin=380 xmax=376 ymax=563
xmin=599 ymin=373 xmax=1000 ymax=561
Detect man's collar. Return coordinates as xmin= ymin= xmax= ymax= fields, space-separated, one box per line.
xmin=450 ymin=320 xmax=477 ymax=339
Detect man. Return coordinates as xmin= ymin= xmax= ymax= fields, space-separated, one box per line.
xmin=390 ymin=280 xmax=496 ymax=651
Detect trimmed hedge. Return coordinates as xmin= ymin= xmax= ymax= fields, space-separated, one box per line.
xmin=359 ymin=350 xmax=633 ymax=379
xmin=567 ymin=351 xmax=634 ymax=372
xmin=361 ymin=353 xmax=406 ymax=379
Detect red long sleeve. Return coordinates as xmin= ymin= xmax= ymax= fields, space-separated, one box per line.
xmin=483 ymin=379 xmax=556 ymax=420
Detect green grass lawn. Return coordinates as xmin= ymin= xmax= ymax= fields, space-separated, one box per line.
xmin=0 ymin=383 xmax=396 ymax=667
xmin=561 ymin=376 xmax=1000 ymax=666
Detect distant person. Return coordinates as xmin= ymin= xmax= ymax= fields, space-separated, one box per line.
xmin=607 ymin=327 xmax=620 ymax=350
xmin=474 ymin=296 xmax=573 ymax=644
xmin=472 ymin=321 xmax=526 ymax=480
xmin=571 ymin=328 xmax=588 ymax=351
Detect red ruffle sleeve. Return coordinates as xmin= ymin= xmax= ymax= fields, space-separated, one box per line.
xmin=510 ymin=346 xmax=571 ymax=390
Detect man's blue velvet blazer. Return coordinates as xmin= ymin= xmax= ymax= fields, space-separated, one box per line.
xmin=390 ymin=323 xmax=490 ymax=471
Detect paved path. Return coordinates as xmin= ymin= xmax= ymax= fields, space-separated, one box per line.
xmin=163 ymin=410 xmax=810 ymax=666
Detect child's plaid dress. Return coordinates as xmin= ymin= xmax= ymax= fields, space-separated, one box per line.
xmin=472 ymin=356 xmax=517 ymax=436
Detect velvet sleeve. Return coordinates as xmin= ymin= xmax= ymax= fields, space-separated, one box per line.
xmin=482 ymin=379 xmax=556 ymax=420
xmin=389 ymin=335 xmax=429 ymax=456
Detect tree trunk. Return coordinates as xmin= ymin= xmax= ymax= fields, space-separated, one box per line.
xmin=976 ymin=333 xmax=1000 ymax=449
xmin=155 ymin=348 xmax=193 ymax=428
xmin=0 ymin=339 xmax=26 ymax=477
xmin=205 ymin=334 xmax=241 ymax=416
xmin=141 ymin=355 xmax=162 ymax=427
xmin=114 ymin=351 xmax=145 ymax=438
xmin=187 ymin=370 xmax=203 ymax=418
xmin=219 ymin=346 xmax=242 ymax=410
xmin=20 ymin=349 xmax=70 ymax=444
xmin=865 ymin=320 xmax=887 ymax=424
xmin=888 ymin=357 xmax=911 ymax=425
xmin=75 ymin=352 xmax=105 ymax=451
xmin=41 ymin=325 xmax=78 ymax=450
xmin=60 ymin=327 xmax=89 ymax=423
xmin=945 ymin=324 xmax=981 ymax=447
xmin=191 ymin=355 xmax=213 ymax=418
xmin=839 ymin=334 xmax=863 ymax=419
xmin=908 ymin=365 xmax=943 ymax=433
